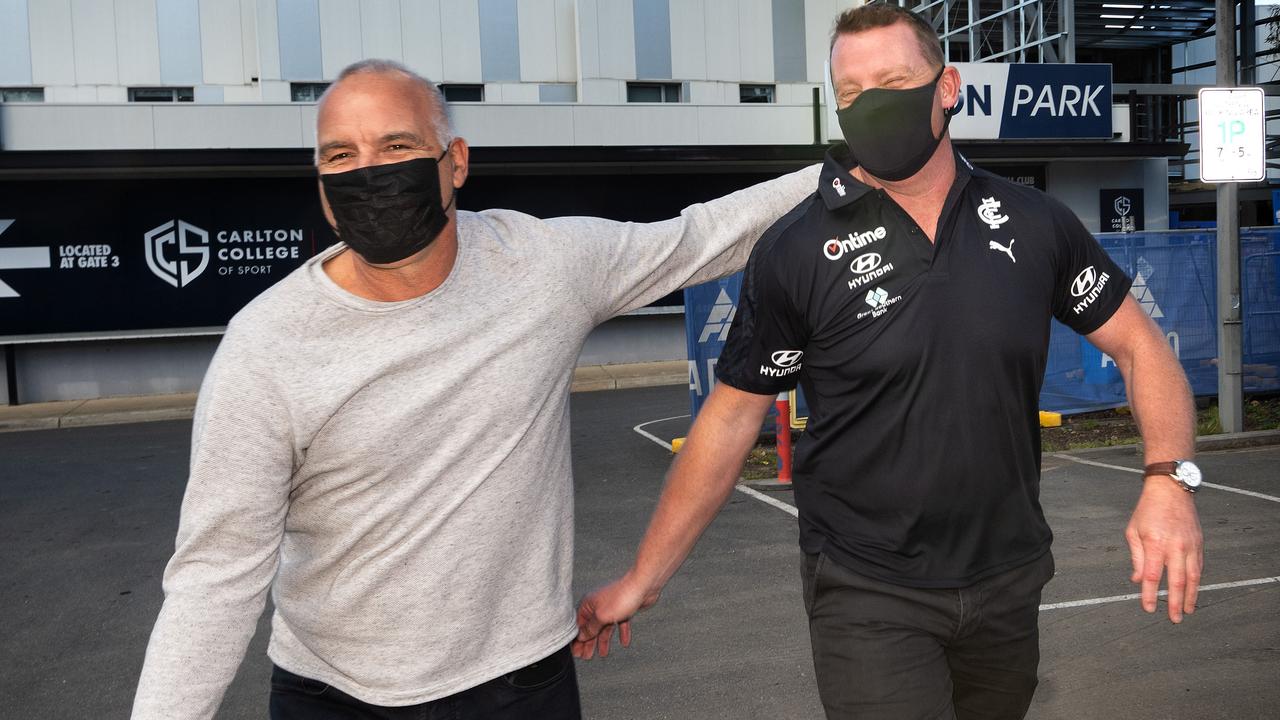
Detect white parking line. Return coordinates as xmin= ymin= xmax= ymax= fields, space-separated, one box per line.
xmin=1040 ymin=575 xmax=1280 ymax=611
xmin=1049 ymin=453 xmax=1280 ymax=504
xmin=631 ymin=415 xmax=687 ymax=452
xmin=632 ymin=415 xmax=800 ymax=517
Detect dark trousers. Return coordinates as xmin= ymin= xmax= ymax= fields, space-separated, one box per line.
xmin=269 ymin=644 xmax=581 ymax=720
xmin=802 ymin=551 xmax=1054 ymax=720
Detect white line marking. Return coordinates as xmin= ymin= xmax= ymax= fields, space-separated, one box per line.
xmin=631 ymin=415 xmax=688 ymax=452
xmin=632 ymin=415 xmax=800 ymax=517
xmin=733 ymin=484 xmax=799 ymax=517
xmin=1040 ymin=575 xmax=1280 ymax=611
xmin=1049 ymin=452 xmax=1280 ymax=504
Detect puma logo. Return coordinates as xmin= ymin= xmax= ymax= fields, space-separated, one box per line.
xmin=989 ymin=238 xmax=1016 ymax=263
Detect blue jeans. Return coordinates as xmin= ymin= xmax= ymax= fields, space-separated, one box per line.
xmin=269 ymin=644 xmax=581 ymax=720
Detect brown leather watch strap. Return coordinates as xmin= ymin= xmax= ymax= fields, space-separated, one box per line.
xmin=1143 ymin=461 xmax=1179 ymax=477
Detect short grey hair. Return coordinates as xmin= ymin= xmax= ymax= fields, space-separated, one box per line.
xmin=318 ymin=59 xmax=455 ymax=147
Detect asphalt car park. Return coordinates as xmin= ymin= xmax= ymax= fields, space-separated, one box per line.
xmin=1 ymin=384 xmax=1276 ymax=719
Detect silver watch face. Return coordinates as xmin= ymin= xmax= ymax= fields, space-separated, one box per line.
xmin=1175 ymin=460 xmax=1203 ymax=488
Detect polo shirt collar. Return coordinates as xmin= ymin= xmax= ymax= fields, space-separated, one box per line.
xmin=817 ymin=143 xmax=977 ymax=211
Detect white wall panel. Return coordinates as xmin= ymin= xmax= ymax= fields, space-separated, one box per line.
xmin=114 ymin=0 xmax=162 ymax=85
xmin=486 ymin=82 xmax=539 ymax=102
xmin=804 ymin=0 xmax=838 ymax=83
xmin=400 ymin=0 xmax=443 ymax=81
xmin=96 ymin=85 xmax=128 ymax=101
xmin=239 ymin=0 xmax=258 ymax=82
xmin=0 ymin=105 xmax=155 ymax=149
xmin=737 ymin=0 xmax=772 ymax=81
xmin=71 ymin=0 xmax=119 ymax=85
xmin=154 ymin=105 xmax=307 ymax=147
xmin=553 ymin=0 xmax=575 ymax=80
xmin=696 ymin=104 xmax=811 ymax=143
xmin=319 ymin=0 xmax=363 ymax=78
xmin=199 ymin=0 xmax=246 ymax=85
xmin=518 ymin=0 xmax=558 ymax=82
xmin=29 ymin=0 xmax=76 ymax=85
xmin=702 ymin=0 xmax=738 ymax=80
xmin=573 ymin=104 xmax=696 ymax=144
xmin=360 ymin=0 xmax=403 ymax=61
xmin=578 ymin=78 xmax=620 ymax=103
xmin=686 ymin=80 xmax=720 ymax=104
xmin=575 ymin=0 xmax=599 ymax=78
xmin=260 ymin=79 xmax=291 ymax=101
xmin=669 ymin=0 xmax=705 ymax=81
xmin=255 ymin=0 xmax=282 ymax=80
xmin=223 ymin=85 xmax=261 ymax=101
xmin=440 ymin=0 xmax=482 ymax=82
xmin=594 ymin=0 xmax=634 ymax=79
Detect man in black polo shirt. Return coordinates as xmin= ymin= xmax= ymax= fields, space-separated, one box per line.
xmin=574 ymin=5 xmax=1203 ymax=719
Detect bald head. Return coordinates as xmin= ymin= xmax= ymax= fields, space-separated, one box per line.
xmin=317 ymin=60 xmax=454 ymax=153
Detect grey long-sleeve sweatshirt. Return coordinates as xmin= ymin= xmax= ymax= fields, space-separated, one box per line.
xmin=131 ymin=164 xmax=820 ymax=718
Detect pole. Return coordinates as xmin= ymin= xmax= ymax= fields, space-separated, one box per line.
xmin=774 ymin=393 xmax=792 ymax=484
xmin=4 ymin=345 xmax=17 ymax=406
xmin=1216 ymin=0 xmax=1244 ymax=433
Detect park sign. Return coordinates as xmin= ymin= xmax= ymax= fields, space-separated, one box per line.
xmin=825 ymin=62 xmax=1113 ymax=142
xmin=1198 ymin=87 xmax=1266 ymax=183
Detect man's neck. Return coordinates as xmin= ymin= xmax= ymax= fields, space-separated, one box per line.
xmin=853 ymin=139 xmax=957 ymax=242
xmin=323 ymin=221 xmax=460 ymax=302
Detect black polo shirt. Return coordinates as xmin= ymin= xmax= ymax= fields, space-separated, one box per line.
xmin=716 ymin=145 xmax=1132 ymax=588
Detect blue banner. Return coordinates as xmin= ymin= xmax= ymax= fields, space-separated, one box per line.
xmin=685 ymin=228 xmax=1280 ymax=419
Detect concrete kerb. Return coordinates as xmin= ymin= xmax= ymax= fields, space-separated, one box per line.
xmin=0 ymin=361 xmax=689 ymax=433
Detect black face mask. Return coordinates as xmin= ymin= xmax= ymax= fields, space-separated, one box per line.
xmin=836 ymin=68 xmax=952 ymax=182
xmin=319 ymin=149 xmax=455 ymax=265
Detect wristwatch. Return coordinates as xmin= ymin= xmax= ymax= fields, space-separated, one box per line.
xmin=1143 ymin=460 xmax=1203 ymax=493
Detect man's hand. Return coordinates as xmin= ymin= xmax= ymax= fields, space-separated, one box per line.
xmin=573 ymin=573 xmax=656 ymax=659
xmin=1125 ymin=476 xmax=1203 ymax=623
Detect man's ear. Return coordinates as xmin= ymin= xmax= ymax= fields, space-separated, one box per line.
xmin=448 ymin=137 xmax=470 ymax=189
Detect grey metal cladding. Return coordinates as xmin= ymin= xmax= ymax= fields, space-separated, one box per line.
xmin=479 ymin=0 xmax=521 ymax=82
xmin=772 ymin=0 xmax=806 ymax=82
xmin=157 ymin=0 xmax=203 ymax=84
xmin=633 ymin=0 xmax=672 ymax=80
xmin=277 ymin=0 xmax=324 ymax=80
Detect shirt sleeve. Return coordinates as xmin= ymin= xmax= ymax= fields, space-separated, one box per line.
xmin=713 ymin=231 xmax=810 ymax=396
xmin=1048 ymin=196 xmax=1133 ymax=334
xmin=131 ymin=319 xmax=296 ymax=720
xmin=541 ymin=163 xmax=821 ymax=324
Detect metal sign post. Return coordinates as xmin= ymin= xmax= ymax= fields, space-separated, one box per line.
xmin=1207 ymin=0 xmax=1246 ymax=433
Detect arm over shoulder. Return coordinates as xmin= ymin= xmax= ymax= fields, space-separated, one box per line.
xmin=542 ymin=163 xmax=821 ymax=323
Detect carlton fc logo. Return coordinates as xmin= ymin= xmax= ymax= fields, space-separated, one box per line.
xmin=145 ymin=220 xmax=209 ymax=288
xmin=977 ymin=197 xmax=1009 ymax=230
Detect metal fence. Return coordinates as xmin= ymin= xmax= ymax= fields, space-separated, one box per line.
xmin=685 ymin=227 xmax=1280 ymax=419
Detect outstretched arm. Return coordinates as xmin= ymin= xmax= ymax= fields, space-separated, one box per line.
xmin=573 ymin=383 xmax=775 ymax=659
xmin=1086 ymin=295 xmax=1202 ymax=623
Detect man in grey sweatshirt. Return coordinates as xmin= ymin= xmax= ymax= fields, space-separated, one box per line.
xmin=131 ymin=59 xmax=819 ymax=719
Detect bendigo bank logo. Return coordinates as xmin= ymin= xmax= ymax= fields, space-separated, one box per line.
xmin=145 ymin=220 xmax=209 ymax=288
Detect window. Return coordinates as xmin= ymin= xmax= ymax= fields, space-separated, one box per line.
xmin=290 ymin=82 xmax=331 ymax=102
xmin=740 ymin=84 xmax=776 ymax=104
xmin=0 ymin=87 xmax=44 ymax=103
xmin=627 ymin=82 xmax=681 ymax=103
xmin=439 ymin=84 xmax=484 ymax=102
xmin=128 ymin=87 xmax=194 ymax=102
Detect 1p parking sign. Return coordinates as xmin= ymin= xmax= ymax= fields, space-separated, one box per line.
xmin=1198 ymin=87 xmax=1266 ymax=183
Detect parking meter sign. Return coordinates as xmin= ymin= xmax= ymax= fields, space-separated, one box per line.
xmin=1198 ymin=87 xmax=1266 ymax=183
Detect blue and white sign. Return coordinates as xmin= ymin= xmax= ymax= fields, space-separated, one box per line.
xmin=827 ymin=62 xmax=1114 ymax=142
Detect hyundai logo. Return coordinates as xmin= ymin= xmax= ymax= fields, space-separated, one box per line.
xmin=850 ymin=252 xmax=883 ymax=275
xmin=770 ymin=350 xmax=804 ymax=368
xmin=1070 ymin=266 xmax=1097 ymax=297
